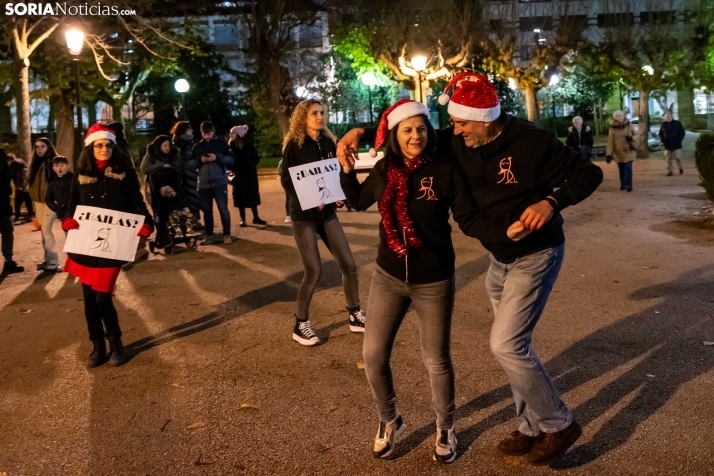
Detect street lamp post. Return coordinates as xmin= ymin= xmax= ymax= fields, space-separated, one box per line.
xmin=411 ymin=55 xmax=427 ymax=105
xmin=174 ymin=79 xmax=190 ymax=120
xmin=65 ymin=29 xmax=84 ymax=156
xmin=360 ymin=72 xmax=377 ymax=125
xmin=549 ymin=74 xmax=559 ymax=136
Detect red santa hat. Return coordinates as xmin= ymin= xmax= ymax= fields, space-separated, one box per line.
xmin=437 ymin=72 xmax=501 ymax=122
xmin=84 ymin=124 xmax=117 ymax=147
xmin=369 ymin=99 xmax=429 ymax=157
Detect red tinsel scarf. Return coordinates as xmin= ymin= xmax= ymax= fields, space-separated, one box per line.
xmin=378 ymin=157 xmax=426 ymax=257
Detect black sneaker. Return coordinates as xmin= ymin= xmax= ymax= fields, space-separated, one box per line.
xmin=373 ymin=414 xmax=406 ymax=458
xmin=252 ymin=217 xmax=267 ymax=225
xmin=2 ymin=260 xmax=24 ymax=275
xmin=293 ymin=319 xmax=319 ymax=346
xmin=348 ymin=307 xmax=366 ymax=333
xmin=679 ymin=168 xmax=684 ymax=175
xmin=433 ymin=428 xmax=457 ymax=464
xmin=666 ymin=171 xmax=674 ymax=176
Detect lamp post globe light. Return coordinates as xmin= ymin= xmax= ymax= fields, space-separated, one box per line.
xmin=360 ymin=72 xmax=378 ymax=125
xmin=65 ymin=29 xmax=85 ymax=156
xmin=175 ymin=79 xmax=190 ymax=119
xmin=549 ymin=74 xmax=560 ymax=135
xmin=410 ymin=55 xmax=428 ymax=105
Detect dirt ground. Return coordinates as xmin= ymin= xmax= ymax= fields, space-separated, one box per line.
xmin=1 ymin=142 xmax=713 ymax=475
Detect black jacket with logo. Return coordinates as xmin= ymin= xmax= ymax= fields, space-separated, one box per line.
xmin=341 ymin=156 xmax=510 ymax=283
xmin=281 ymin=133 xmax=338 ymax=222
xmin=363 ymin=113 xmax=603 ymax=262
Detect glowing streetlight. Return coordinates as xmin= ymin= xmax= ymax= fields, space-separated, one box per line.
xmin=174 ymin=79 xmax=190 ymax=93
xmin=549 ymin=74 xmax=560 ymax=86
xmin=65 ymin=29 xmax=84 ymax=56
xmin=174 ymin=79 xmax=190 ymax=119
xmin=65 ymin=29 xmax=85 ymax=157
xmin=642 ymin=65 xmax=654 ymax=75
xmin=361 ymin=72 xmax=378 ymax=125
xmin=410 ymin=56 xmax=428 ymax=104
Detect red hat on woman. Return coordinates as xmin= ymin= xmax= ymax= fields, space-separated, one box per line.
xmin=369 ymin=99 xmax=429 ymax=157
xmin=438 ymin=72 xmax=501 ymax=122
xmin=84 ymin=124 xmax=117 ymax=147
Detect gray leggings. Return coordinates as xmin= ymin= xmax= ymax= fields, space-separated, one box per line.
xmin=291 ymin=216 xmax=359 ymax=320
xmin=363 ymin=265 xmax=456 ymax=429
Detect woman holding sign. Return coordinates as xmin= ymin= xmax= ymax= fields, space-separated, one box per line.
xmin=338 ymin=100 xmax=530 ymax=462
xmin=62 ymin=124 xmax=154 ymax=368
xmin=280 ymin=99 xmax=365 ymax=346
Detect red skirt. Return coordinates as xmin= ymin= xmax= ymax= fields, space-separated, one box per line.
xmin=64 ymin=256 xmax=122 ymax=293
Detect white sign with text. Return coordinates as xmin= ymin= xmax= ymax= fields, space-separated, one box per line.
xmin=288 ymin=158 xmax=346 ymax=211
xmin=63 ymin=206 xmax=145 ymax=262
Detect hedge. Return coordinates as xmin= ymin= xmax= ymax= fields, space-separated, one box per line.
xmin=695 ymin=132 xmax=714 ymax=203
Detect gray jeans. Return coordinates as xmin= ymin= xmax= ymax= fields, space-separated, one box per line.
xmin=363 ymin=265 xmax=455 ymax=429
xmin=291 ymin=216 xmax=359 ymax=320
xmin=486 ymin=243 xmax=572 ymax=435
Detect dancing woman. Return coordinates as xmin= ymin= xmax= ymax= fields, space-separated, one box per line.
xmin=280 ymin=99 xmax=365 ymax=346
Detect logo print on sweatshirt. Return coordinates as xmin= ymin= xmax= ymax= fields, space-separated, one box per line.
xmin=417 ymin=177 xmax=438 ymax=200
xmin=497 ymin=157 xmax=518 ymax=184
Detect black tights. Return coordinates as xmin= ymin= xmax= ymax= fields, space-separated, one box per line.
xmin=82 ymin=284 xmax=121 ymax=341
xmin=239 ymin=206 xmax=261 ymax=222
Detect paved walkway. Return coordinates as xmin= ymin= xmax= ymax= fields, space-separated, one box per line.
xmin=0 ymin=151 xmax=712 ymax=475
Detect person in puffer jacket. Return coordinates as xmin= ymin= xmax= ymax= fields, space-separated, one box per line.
xmin=171 ymin=121 xmax=203 ymax=231
xmin=188 ymin=121 xmax=234 ymax=244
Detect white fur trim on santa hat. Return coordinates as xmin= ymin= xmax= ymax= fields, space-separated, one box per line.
xmin=84 ymin=130 xmax=116 ymax=147
xmin=387 ymin=101 xmax=429 ymax=129
xmin=447 ymin=101 xmax=501 ymax=123
xmin=438 ymin=94 xmax=450 ymax=106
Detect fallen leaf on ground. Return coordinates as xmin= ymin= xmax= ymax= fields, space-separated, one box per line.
xmin=356 ymin=362 xmax=365 ymax=370
xmin=703 ymin=342 xmax=714 ymax=346
xmin=320 ymin=443 xmax=334 ymax=452
xmin=65 ymin=308 xmax=76 ymax=312
xmin=189 ymin=303 xmax=201 ymax=306
xmin=654 ymin=311 xmax=660 ymax=314
xmin=504 ymin=455 xmax=520 ymax=466
xmin=186 ymin=421 xmax=205 ymax=429
xmin=579 ymin=274 xmax=585 ymax=277
xmin=328 ymin=403 xmax=338 ymax=412
xmin=240 ymin=403 xmax=260 ymax=410
xmin=20 ymin=308 xmax=32 ymax=313
xmin=613 ymin=280 xmax=620 ymax=283
xmin=170 ymin=383 xmax=183 ymax=388
xmin=646 ymin=374 xmax=655 ymax=378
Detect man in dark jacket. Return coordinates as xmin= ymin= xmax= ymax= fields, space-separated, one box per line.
xmin=0 ymin=147 xmax=24 ymax=275
xmin=658 ymin=111 xmax=686 ymax=176
xmin=338 ymin=73 xmax=603 ymax=466
xmin=189 ymin=121 xmax=235 ymax=245
xmin=7 ymin=153 xmax=33 ymax=223
xmin=565 ymin=116 xmax=594 ymax=158
xmin=45 ymin=156 xmax=73 ymax=220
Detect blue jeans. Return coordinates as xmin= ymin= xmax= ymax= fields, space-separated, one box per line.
xmin=485 ymin=243 xmax=572 ymax=435
xmin=363 ymin=265 xmax=455 ymax=429
xmin=617 ymin=162 xmax=633 ymax=190
xmin=198 ymin=185 xmax=231 ymax=236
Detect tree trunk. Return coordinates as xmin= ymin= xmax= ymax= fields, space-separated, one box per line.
xmin=267 ymin=61 xmax=291 ymax=136
xmin=636 ymin=89 xmax=650 ymax=158
xmin=13 ymin=59 xmax=32 ymax=163
xmin=53 ymin=90 xmax=75 ymax=165
xmin=524 ymin=85 xmax=539 ymax=126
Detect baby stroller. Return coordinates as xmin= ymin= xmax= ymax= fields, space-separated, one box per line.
xmin=146 ymin=167 xmax=198 ymax=255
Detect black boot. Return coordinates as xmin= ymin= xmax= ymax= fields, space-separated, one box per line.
xmin=87 ymin=339 xmax=109 ymax=368
xmin=107 ymin=336 xmax=129 ymax=367
xmin=2 ymin=260 xmax=24 ymax=275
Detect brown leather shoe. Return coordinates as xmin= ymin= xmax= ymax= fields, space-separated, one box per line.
xmin=497 ymin=430 xmax=537 ymax=456
xmin=526 ymin=421 xmax=582 ymax=466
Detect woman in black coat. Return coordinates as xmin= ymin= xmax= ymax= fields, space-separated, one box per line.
xmin=228 ymin=125 xmax=266 ymax=226
xmin=62 ymin=124 xmax=154 ymax=369
xmin=170 ymin=121 xmax=203 ymax=231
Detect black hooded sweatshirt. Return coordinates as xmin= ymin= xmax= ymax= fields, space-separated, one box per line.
xmin=362 ymin=113 xmax=604 ymax=262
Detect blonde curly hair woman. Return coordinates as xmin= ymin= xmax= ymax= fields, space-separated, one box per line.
xmin=280 ymin=98 xmax=365 ymax=346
